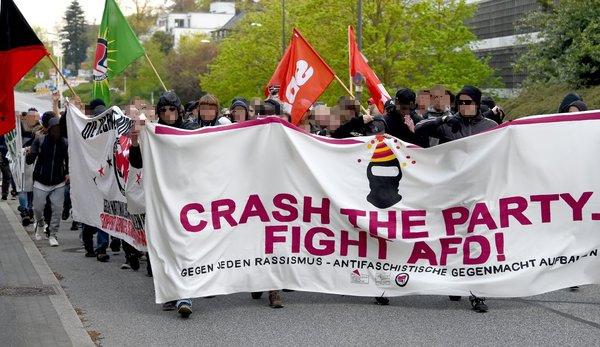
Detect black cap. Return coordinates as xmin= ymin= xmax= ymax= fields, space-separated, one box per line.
xmin=395 ymin=88 xmax=416 ymax=105
xmin=89 ymin=98 xmax=106 ymax=110
xmin=264 ymin=99 xmax=282 ymax=115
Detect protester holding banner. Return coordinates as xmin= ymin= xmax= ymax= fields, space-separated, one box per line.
xmin=385 ymin=88 xmax=427 ymax=148
xmin=230 ymin=99 xmax=250 ymax=123
xmin=558 ymin=92 xmax=588 ymax=113
xmin=196 ymin=94 xmax=229 ymax=127
xmin=26 ymin=116 xmax=68 ymax=247
xmin=331 ymin=96 xmax=379 ymax=139
xmin=415 ymin=85 xmax=498 ymax=145
xmin=130 ymin=90 xmax=198 ymax=318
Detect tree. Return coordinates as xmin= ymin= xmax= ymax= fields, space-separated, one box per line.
xmin=170 ymin=0 xmax=199 ymax=12
xmin=515 ymin=0 xmax=600 ymax=87
xmin=202 ymin=0 xmax=498 ymax=107
xmin=128 ymin=0 xmax=158 ymax=35
xmin=151 ymin=31 xmax=174 ymax=55
xmin=62 ymin=0 xmax=87 ymax=70
xmin=168 ymin=34 xmax=218 ymax=103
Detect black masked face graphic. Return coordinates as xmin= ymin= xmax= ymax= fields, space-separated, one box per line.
xmin=366 ymin=139 xmax=402 ymax=209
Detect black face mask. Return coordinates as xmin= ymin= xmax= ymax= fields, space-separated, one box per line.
xmin=366 ymin=158 xmax=403 ymax=209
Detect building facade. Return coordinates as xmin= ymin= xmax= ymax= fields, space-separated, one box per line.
xmin=466 ymin=0 xmax=542 ymax=95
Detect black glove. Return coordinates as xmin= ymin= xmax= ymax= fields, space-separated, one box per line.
xmin=444 ymin=115 xmax=461 ymax=133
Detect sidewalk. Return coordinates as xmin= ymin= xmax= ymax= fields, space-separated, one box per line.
xmin=0 ymin=198 xmax=95 ymax=347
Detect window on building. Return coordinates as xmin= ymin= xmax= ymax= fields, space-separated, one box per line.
xmin=174 ymin=19 xmax=185 ymax=28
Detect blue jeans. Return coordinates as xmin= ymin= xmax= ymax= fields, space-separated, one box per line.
xmin=177 ymin=299 xmax=192 ymax=308
xmin=19 ymin=191 xmax=33 ymax=214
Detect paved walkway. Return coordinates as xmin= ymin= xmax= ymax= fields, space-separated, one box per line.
xmin=0 ymin=199 xmax=94 ymax=347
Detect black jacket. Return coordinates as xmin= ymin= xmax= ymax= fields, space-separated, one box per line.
xmin=26 ymin=135 xmax=69 ymax=186
xmin=384 ymin=110 xmax=428 ymax=147
xmin=415 ymin=112 xmax=498 ymax=145
xmin=129 ymin=117 xmax=200 ymax=169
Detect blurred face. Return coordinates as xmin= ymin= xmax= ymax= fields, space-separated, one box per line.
xmin=432 ymin=87 xmax=450 ymax=111
xmin=49 ymin=125 xmax=60 ymax=139
xmin=22 ymin=110 xmax=40 ymax=127
xmin=199 ymin=104 xmax=218 ymax=122
xmin=458 ymin=95 xmax=477 ymax=117
xmin=249 ymin=106 xmax=255 ymax=119
xmin=395 ymin=101 xmax=413 ymax=116
xmin=418 ymin=91 xmax=430 ymax=112
xmin=159 ymin=105 xmax=178 ymax=124
xmin=232 ymin=106 xmax=247 ymax=123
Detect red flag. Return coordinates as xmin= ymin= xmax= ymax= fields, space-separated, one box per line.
xmin=349 ymin=25 xmax=390 ymax=114
xmin=0 ymin=0 xmax=48 ymax=135
xmin=266 ymin=28 xmax=335 ymax=125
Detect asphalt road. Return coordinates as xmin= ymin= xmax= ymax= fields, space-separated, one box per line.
xmin=15 ymin=211 xmax=600 ymax=346
xmin=14 ymin=91 xmax=53 ymax=114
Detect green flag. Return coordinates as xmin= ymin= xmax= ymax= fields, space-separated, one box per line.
xmin=92 ymin=0 xmax=145 ymax=105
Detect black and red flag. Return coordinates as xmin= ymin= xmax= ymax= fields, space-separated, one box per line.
xmin=0 ymin=0 xmax=48 ymax=135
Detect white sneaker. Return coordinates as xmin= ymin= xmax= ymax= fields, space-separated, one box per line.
xmin=34 ymin=224 xmax=45 ymax=241
xmin=49 ymin=236 xmax=59 ymax=247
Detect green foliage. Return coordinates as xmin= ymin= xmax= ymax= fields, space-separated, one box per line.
xmin=62 ymin=0 xmax=87 ymax=69
xmin=202 ymin=0 xmax=499 ymax=107
xmin=502 ymin=83 xmax=600 ymax=119
xmin=63 ymin=82 xmax=94 ymax=104
xmin=14 ymin=78 xmax=38 ymax=93
xmin=516 ymin=0 xmax=600 ymax=87
xmin=151 ymin=31 xmax=175 ymax=55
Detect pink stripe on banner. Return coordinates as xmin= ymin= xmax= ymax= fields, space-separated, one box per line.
xmin=154 ymin=116 xmax=364 ymax=145
xmin=493 ymin=110 xmax=600 ymax=130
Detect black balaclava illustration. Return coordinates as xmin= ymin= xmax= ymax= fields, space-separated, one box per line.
xmin=366 ymin=138 xmax=402 ymax=208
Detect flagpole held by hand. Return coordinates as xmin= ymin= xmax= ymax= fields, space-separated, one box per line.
xmin=45 ymin=53 xmax=79 ymax=100
xmin=333 ymin=75 xmax=369 ymax=115
xmin=144 ymin=53 xmax=168 ymax=92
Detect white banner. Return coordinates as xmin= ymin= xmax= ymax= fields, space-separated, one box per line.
xmin=67 ymin=104 xmax=146 ymax=251
xmin=5 ymin=114 xmax=23 ymax=191
xmin=140 ymin=112 xmax=600 ymax=303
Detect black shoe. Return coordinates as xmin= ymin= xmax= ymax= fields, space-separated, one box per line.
xmin=251 ymin=292 xmax=263 ymax=299
xmin=570 ymin=286 xmax=580 ymax=291
xmin=70 ymin=221 xmax=79 ymax=231
xmin=147 ymin=261 xmax=153 ymax=277
xmin=129 ymin=255 xmax=140 ymax=271
xmin=96 ymin=253 xmax=110 ymax=262
xmin=282 ymin=289 xmax=295 ymax=292
xmin=61 ymin=208 xmax=70 ymax=221
xmin=110 ymin=238 xmax=121 ymax=252
xmin=85 ymin=251 xmax=96 ymax=258
xmin=469 ymin=293 xmax=488 ymax=313
xmin=21 ymin=215 xmax=31 ymax=227
xmin=28 ymin=210 xmax=33 ymax=219
xmin=449 ymin=296 xmax=462 ymax=301
xmin=1 ymin=195 xmax=7 ymax=200
xmin=375 ymin=296 xmax=390 ymax=305
xmin=162 ymin=301 xmax=177 ymax=311
xmin=10 ymin=190 xmax=17 ymax=197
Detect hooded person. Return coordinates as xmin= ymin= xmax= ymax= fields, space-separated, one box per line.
xmin=415 ymin=85 xmax=498 ymax=145
xmin=230 ymin=99 xmax=250 ymax=123
xmin=384 ymin=88 xmax=428 ymax=147
xmin=480 ymin=95 xmax=504 ymax=124
xmin=558 ymin=92 xmax=588 ymax=113
xmin=25 ymin=117 xmax=69 ymax=247
xmin=129 ymin=90 xmax=198 ymax=318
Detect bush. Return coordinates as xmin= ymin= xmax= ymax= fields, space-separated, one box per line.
xmin=502 ymin=83 xmax=600 ymax=120
xmin=15 ymin=77 xmax=39 ymax=92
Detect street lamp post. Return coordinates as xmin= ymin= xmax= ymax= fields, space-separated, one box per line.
xmin=356 ymin=0 xmax=363 ymax=102
xmin=282 ymin=0 xmax=286 ymax=57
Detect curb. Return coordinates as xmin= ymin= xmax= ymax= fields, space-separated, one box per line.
xmin=1 ymin=200 xmax=96 ymax=347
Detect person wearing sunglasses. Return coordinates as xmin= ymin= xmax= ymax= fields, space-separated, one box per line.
xmin=415 ymin=85 xmax=498 ymax=145
xmin=129 ymin=90 xmax=199 ymax=318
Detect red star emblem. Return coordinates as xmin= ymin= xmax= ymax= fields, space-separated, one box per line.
xmin=99 ymin=166 xmax=105 ymax=176
xmin=136 ymin=172 xmax=142 ymax=185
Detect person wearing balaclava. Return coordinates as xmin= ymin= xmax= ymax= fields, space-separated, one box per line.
xmin=25 ymin=117 xmax=69 ymax=248
xmin=558 ymin=92 xmax=588 ymax=113
xmin=129 ymin=90 xmax=199 ymax=319
xmin=415 ymin=85 xmax=498 ymax=145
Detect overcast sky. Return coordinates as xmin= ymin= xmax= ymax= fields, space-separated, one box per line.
xmin=13 ymin=0 xmax=167 ymax=34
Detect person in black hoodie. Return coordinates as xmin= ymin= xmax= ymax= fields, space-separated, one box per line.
xmin=26 ymin=116 xmax=68 ymax=247
xmin=385 ymin=89 xmax=428 ymax=147
xmin=129 ymin=91 xmax=199 ymax=318
xmin=558 ymin=92 xmax=588 ymax=113
xmin=415 ymin=85 xmax=498 ymax=145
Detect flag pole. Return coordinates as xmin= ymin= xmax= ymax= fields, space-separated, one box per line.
xmin=144 ymin=53 xmax=168 ymax=92
xmin=348 ymin=26 xmax=353 ymax=95
xmin=334 ymin=74 xmax=369 ymax=115
xmin=46 ymin=53 xmax=79 ymax=100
